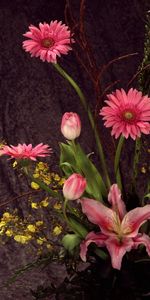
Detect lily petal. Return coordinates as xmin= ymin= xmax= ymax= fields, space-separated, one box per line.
xmin=108 ymin=184 xmax=126 ymax=220
xmin=133 ymin=233 xmax=150 ymax=256
xmin=80 ymin=231 xmax=107 ymax=262
xmin=105 ymin=236 xmax=134 ymax=270
xmin=121 ymin=205 xmax=150 ymax=237
xmin=80 ymin=198 xmax=117 ymax=235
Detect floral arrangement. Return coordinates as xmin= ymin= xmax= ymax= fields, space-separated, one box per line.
xmin=1 ymin=9 xmax=150 ymax=277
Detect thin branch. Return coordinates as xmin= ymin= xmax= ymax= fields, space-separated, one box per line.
xmin=127 ymin=64 xmax=150 ymax=87
xmin=101 ymin=80 xmax=120 ymax=99
xmin=96 ymin=52 xmax=138 ymax=85
xmin=79 ymin=0 xmax=86 ymax=36
xmin=0 ymin=190 xmax=40 ymax=208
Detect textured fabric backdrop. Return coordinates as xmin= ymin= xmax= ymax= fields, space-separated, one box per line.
xmin=0 ymin=0 xmax=149 ymax=299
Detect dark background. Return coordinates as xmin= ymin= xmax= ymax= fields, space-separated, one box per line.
xmin=0 ymin=0 xmax=150 ymax=299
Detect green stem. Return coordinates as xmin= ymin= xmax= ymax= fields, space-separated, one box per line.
xmin=146 ymin=180 xmax=150 ymax=196
xmin=31 ymin=177 xmax=59 ymax=198
xmin=132 ymin=138 xmax=141 ymax=190
xmin=23 ymin=167 xmax=61 ymax=199
xmin=114 ymin=135 xmax=124 ymax=190
xmin=63 ymin=198 xmax=71 ymax=227
xmin=70 ymin=140 xmax=81 ymax=173
xmin=53 ymin=63 xmax=111 ymax=190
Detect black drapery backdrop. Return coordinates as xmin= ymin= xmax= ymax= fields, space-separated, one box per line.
xmin=0 ymin=1 xmax=150 ymax=299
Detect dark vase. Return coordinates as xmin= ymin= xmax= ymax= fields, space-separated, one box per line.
xmin=53 ymin=257 xmax=150 ymax=300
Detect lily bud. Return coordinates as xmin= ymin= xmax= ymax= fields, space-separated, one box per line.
xmin=63 ymin=173 xmax=86 ymax=200
xmin=61 ymin=112 xmax=81 ymax=140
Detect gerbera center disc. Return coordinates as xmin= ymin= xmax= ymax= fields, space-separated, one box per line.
xmin=41 ymin=38 xmax=55 ymax=48
xmin=122 ymin=110 xmax=136 ymax=123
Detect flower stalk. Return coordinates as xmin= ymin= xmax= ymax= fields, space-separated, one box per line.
xmin=23 ymin=166 xmax=60 ymax=199
xmin=53 ymin=63 xmax=111 ymax=190
xmin=132 ymin=138 xmax=141 ymax=190
xmin=63 ymin=198 xmax=70 ymax=227
xmin=114 ymin=135 xmax=124 ymax=190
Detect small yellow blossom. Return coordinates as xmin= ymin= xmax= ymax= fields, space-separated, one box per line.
xmin=59 ymin=178 xmax=65 ymax=185
xmin=12 ymin=161 xmax=17 ymax=168
xmin=43 ymin=178 xmax=51 ymax=185
xmin=0 ymin=140 xmax=6 ymax=149
xmin=46 ymin=243 xmax=53 ymax=250
xmin=14 ymin=234 xmax=32 ymax=244
xmin=33 ymin=173 xmax=40 ymax=178
xmin=37 ymin=162 xmax=46 ymax=170
xmin=31 ymin=202 xmax=38 ymax=209
xmin=40 ymin=197 xmax=49 ymax=207
xmin=5 ymin=229 xmax=13 ymax=237
xmin=3 ymin=212 xmax=10 ymax=218
xmin=0 ymin=228 xmax=5 ymax=235
xmin=36 ymin=221 xmax=43 ymax=227
xmin=0 ymin=221 xmax=6 ymax=228
xmin=50 ymin=172 xmax=55 ymax=177
xmin=53 ymin=225 xmax=63 ymax=236
xmin=36 ymin=237 xmax=47 ymax=245
xmin=2 ymin=212 xmax=12 ymax=220
xmin=141 ymin=166 xmax=147 ymax=174
xmin=53 ymin=203 xmax=62 ymax=210
xmin=53 ymin=174 xmax=60 ymax=181
xmin=31 ymin=182 xmax=40 ymax=190
xmin=27 ymin=224 xmax=36 ymax=233
xmin=37 ymin=249 xmax=42 ymax=255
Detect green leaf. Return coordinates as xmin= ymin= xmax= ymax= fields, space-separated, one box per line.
xmin=60 ymin=162 xmax=74 ymax=176
xmin=67 ymin=215 xmax=88 ymax=238
xmin=62 ymin=233 xmax=81 ymax=253
xmin=144 ymin=193 xmax=150 ymax=198
xmin=59 ymin=143 xmax=79 ymax=176
xmin=75 ymin=143 xmax=107 ymax=200
xmin=59 ymin=141 xmax=107 ymax=201
xmin=94 ymin=247 xmax=108 ymax=260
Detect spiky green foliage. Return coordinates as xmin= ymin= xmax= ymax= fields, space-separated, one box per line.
xmin=138 ymin=12 xmax=150 ymax=95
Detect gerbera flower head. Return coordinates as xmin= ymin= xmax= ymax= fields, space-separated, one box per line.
xmin=0 ymin=143 xmax=52 ymax=161
xmin=100 ymin=88 xmax=150 ymax=139
xmin=23 ymin=21 xmax=74 ymax=63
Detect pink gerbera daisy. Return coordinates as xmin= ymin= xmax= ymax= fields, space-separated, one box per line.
xmin=100 ymin=88 xmax=150 ymax=139
xmin=23 ymin=21 xmax=73 ymax=63
xmin=0 ymin=143 xmax=52 ymax=161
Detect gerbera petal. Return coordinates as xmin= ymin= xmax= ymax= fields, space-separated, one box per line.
xmin=80 ymin=231 xmax=107 ymax=262
xmin=100 ymin=88 xmax=150 ymax=140
xmin=121 ymin=205 xmax=150 ymax=237
xmin=0 ymin=143 xmax=52 ymax=160
xmin=23 ymin=21 xmax=73 ymax=63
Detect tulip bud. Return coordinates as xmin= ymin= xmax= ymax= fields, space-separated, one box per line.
xmin=61 ymin=112 xmax=81 ymax=140
xmin=63 ymin=173 xmax=86 ymax=200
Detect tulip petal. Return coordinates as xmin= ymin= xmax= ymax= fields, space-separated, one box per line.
xmin=108 ymin=184 xmax=126 ymax=220
xmin=133 ymin=233 xmax=150 ymax=256
xmin=80 ymin=231 xmax=107 ymax=262
xmin=121 ymin=205 xmax=150 ymax=237
xmin=80 ymin=198 xmax=117 ymax=235
xmin=105 ymin=236 xmax=134 ymax=270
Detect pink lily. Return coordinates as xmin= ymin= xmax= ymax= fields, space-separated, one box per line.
xmin=80 ymin=184 xmax=150 ymax=270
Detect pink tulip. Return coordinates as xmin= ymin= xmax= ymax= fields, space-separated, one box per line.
xmin=61 ymin=112 xmax=81 ymax=140
xmin=63 ymin=173 xmax=86 ymax=200
xmin=80 ymin=184 xmax=150 ymax=270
